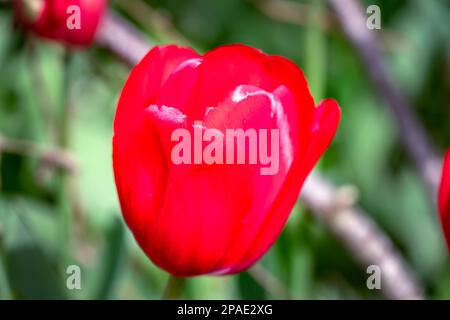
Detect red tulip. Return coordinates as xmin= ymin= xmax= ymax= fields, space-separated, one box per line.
xmin=439 ymin=149 xmax=450 ymax=250
xmin=113 ymin=44 xmax=341 ymax=276
xmin=14 ymin=0 xmax=107 ymax=46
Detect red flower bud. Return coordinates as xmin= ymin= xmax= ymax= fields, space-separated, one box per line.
xmin=113 ymin=44 xmax=341 ymax=276
xmin=439 ymin=149 xmax=450 ymax=250
xmin=14 ymin=0 xmax=107 ymax=46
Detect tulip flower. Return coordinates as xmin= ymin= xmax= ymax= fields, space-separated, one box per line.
xmin=439 ymin=149 xmax=450 ymax=250
xmin=113 ymin=44 xmax=341 ymax=277
xmin=14 ymin=0 xmax=107 ymax=46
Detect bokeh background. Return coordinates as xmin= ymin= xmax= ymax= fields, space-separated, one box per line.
xmin=0 ymin=0 xmax=449 ymax=299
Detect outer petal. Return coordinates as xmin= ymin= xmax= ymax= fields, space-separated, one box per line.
xmin=113 ymin=46 xmax=199 ymax=265
xmin=114 ymin=45 xmax=199 ymax=136
xmin=439 ymin=149 xmax=450 ymax=250
xmin=155 ymin=58 xmax=202 ymax=116
xmin=113 ymin=111 xmax=168 ymax=257
xmin=191 ymin=45 xmax=315 ymax=120
xmin=192 ymin=45 xmax=317 ymax=171
xmin=214 ymin=90 xmax=340 ymax=273
xmin=298 ymin=99 xmax=341 ymax=179
xmin=149 ymin=86 xmax=296 ymax=276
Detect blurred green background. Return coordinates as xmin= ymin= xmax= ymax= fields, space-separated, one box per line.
xmin=0 ymin=0 xmax=449 ymax=299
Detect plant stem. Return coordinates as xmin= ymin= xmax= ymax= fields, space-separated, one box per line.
xmin=56 ymin=49 xmax=73 ymax=265
xmin=0 ymin=226 xmax=12 ymax=300
xmin=305 ymin=0 xmax=326 ymax=101
xmin=163 ymin=275 xmax=186 ymax=300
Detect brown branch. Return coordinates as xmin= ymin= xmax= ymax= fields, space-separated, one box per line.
xmin=0 ymin=134 xmax=77 ymax=174
xmin=250 ymin=0 xmax=411 ymax=52
xmin=251 ymin=0 xmax=334 ymax=30
xmin=248 ymin=264 xmax=290 ymax=299
xmin=96 ymin=10 xmax=153 ymax=66
xmin=96 ymin=10 xmax=424 ymax=300
xmin=328 ymin=0 xmax=442 ymax=197
xmin=301 ymin=173 xmax=423 ymax=299
xmin=114 ymin=0 xmax=191 ymax=46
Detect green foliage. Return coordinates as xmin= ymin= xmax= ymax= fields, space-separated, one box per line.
xmin=0 ymin=0 xmax=449 ymax=299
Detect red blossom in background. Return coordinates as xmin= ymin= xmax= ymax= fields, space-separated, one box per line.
xmin=113 ymin=44 xmax=341 ymax=277
xmin=14 ymin=0 xmax=107 ymax=46
xmin=439 ymin=149 xmax=450 ymax=250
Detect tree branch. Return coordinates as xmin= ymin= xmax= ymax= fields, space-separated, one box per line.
xmin=248 ymin=264 xmax=290 ymax=299
xmin=250 ymin=0 xmax=411 ymax=52
xmin=328 ymin=0 xmax=442 ymax=197
xmin=0 ymin=134 xmax=76 ymax=174
xmin=301 ymin=173 xmax=423 ymax=299
xmin=96 ymin=10 xmax=153 ymax=66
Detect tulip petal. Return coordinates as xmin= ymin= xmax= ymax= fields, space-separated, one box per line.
xmin=299 ymin=99 xmax=341 ymax=178
xmin=114 ymin=45 xmax=199 ymax=135
xmin=113 ymin=46 xmax=198 ymax=265
xmin=211 ymin=86 xmax=318 ymax=273
xmin=149 ymin=87 xmax=297 ymax=276
xmin=439 ymin=150 xmax=450 ymax=250
xmin=113 ymin=44 xmax=341 ymax=276
xmin=155 ymin=58 xmax=203 ymax=117
xmin=193 ymin=45 xmax=315 ymax=120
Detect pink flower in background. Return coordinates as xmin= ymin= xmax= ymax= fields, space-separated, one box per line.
xmin=14 ymin=0 xmax=107 ymax=46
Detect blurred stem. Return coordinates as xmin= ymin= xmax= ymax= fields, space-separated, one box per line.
xmin=56 ymin=50 xmax=73 ymax=264
xmin=0 ymin=226 xmax=12 ymax=299
xmin=163 ymin=275 xmax=186 ymax=300
xmin=0 ymin=134 xmax=76 ymax=172
xmin=89 ymin=218 xmax=125 ymax=299
xmin=0 ymin=253 xmax=12 ymax=300
xmin=0 ymin=152 xmax=2 ymax=191
xmin=305 ymin=0 xmax=326 ymax=101
xmin=58 ymin=50 xmax=72 ymax=148
xmin=248 ymin=264 xmax=289 ymax=299
xmin=27 ymin=39 xmax=57 ymax=140
xmin=20 ymin=45 xmax=46 ymax=142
